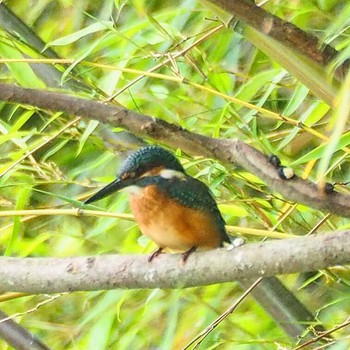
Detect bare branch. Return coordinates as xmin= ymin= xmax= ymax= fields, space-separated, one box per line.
xmin=0 ymin=310 xmax=51 ymax=350
xmin=0 ymin=83 xmax=349 ymax=216
xmin=0 ymin=230 xmax=349 ymax=294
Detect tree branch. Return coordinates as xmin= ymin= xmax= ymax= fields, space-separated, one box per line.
xmin=0 ymin=310 xmax=51 ymax=350
xmin=0 ymin=230 xmax=349 ymax=293
xmin=0 ymin=83 xmax=350 ymax=216
xmin=206 ymin=0 xmax=349 ymax=80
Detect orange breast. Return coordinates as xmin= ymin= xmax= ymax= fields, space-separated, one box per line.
xmin=129 ymin=185 xmax=223 ymax=252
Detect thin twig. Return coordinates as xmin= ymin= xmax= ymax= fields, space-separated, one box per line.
xmin=182 ymin=278 xmax=263 ymax=349
xmin=0 ymin=117 xmax=81 ymax=178
xmin=105 ymin=23 xmax=225 ymax=101
xmin=0 ymin=294 xmax=63 ymax=324
xmin=293 ymin=316 xmax=350 ymax=350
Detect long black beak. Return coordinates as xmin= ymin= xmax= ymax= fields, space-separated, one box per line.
xmin=84 ymin=177 xmax=137 ymax=204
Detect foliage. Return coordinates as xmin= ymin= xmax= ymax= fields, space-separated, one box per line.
xmin=1 ymin=0 xmax=350 ymax=349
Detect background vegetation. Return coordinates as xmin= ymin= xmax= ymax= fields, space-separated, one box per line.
xmin=1 ymin=0 xmax=350 ymax=349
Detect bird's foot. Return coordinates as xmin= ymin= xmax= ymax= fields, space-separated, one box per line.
xmin=148 ymin=247 xmax=164 ymax=262
xmin=180 ymin=246 xmax=197 ymax=265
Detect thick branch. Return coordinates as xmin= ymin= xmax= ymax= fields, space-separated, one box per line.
xmin=1 ymin=83 xmax=350 ymax=216
xmin=0 ymin=230 xmax=349 ymax=293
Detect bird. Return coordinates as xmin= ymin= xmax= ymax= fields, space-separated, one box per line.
xmin=84 ymin=146 xmax=324 ymax=340
xmin=84 ymin=145 xmax=238 ymax=262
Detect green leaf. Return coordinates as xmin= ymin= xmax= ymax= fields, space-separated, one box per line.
xmin=76 ymin=120 xmax=99 ymax=157
xmin=242 ymin=25 xmax=339 ymax=106
xmin=278 ymin=100 xmax=321 ymax=150
xmin=42 ymin=139 xmax=70 ymax=161
xmin=219 ymin=204 xmax=248 ymax=217
xmin=283 ymin=84 xmax=309 ymax=117
xmin=0 ymin=41 xmax=45 ymax=88
xmin=61 ymin=33 xmax=110 ymax=83
xmin=292 ymin=131 xmax=350 ymax=165
xmin=46 ymin=21 xmax=114 ymax=47
xmin=86 ymin=312 xmax=115 ymax=350
xmin=234 ymin=69 xmax=284 ymax=108
xmin=317 ymin=70 xmax=350 ymax=182
xmin=5 ymin=185 xmax=32 ymax=256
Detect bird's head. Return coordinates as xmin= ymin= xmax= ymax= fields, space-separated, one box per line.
xmin=85 ymin=146 xmax=186 ymax=204
xmin=118 ymin=145 xmax=185 ymax=180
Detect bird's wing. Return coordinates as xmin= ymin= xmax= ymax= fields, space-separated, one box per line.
xmin=158 ymin=176 xmax=232 ymax=244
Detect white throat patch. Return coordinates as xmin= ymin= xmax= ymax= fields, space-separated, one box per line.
xmin=125 ymin=185 xmax=143 ymax=195
xmin=159 ymin=169 xmax=185 ymax=179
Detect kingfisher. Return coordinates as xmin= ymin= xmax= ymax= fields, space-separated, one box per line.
xmin=85 ymin=146 xmax=237 ymax=262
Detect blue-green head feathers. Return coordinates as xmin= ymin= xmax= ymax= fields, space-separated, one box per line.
xmin=119 ymin=146 xmax=185 ymax=179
